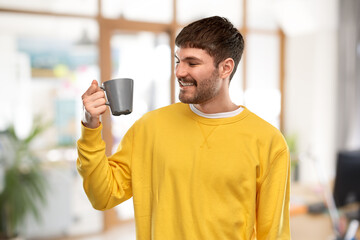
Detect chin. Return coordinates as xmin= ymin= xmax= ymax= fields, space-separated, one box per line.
xmin=179 ymin=98 xmax=193 ymax=104
xmin=179 ymin=94 xmax=195 ymax=104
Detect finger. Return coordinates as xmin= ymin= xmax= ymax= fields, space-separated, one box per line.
xmin=83 ymin=80 xmax=100 ymax=96
xmin=87 ymin=104 xmax=107 ymax=116
xmin=83 ymin=94 xmax=106 ymax=113
xmin=86 ymin=89 xmax=105 ymax=100
xmin=90 ymin=97 xmax=107 ymax=109
xmin=95 ymin=105 xmax=107 ymax=115
xmin=82 ymin=91 xmax=105 ymax=106
xmin=91 ymin=79 xmax=98 ymax=86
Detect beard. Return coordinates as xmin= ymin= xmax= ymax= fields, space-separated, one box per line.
xmin=178 ymin=69 xmax=220 ymax=104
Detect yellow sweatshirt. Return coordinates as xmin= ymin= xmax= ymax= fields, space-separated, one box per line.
xmin=77 ymin=103 xmax=291 ymax=240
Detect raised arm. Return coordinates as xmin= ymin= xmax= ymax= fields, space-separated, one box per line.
xmin=77 ymin=80 xmax=133 ymax=210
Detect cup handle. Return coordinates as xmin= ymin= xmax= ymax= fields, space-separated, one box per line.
xmin=100 ymin=86 xmax=110 ymax=106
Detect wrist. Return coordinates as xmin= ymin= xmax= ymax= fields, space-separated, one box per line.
xmin=83 ymin=119 xmax=100 ymax=129
xmin=82 ymin=110 xmax=100 ymax=129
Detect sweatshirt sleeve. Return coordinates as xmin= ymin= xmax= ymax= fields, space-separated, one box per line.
xmin=76 ymin=122 xmax=133 ymax=211
xmin=256 ymin=146 xmax=291 ymax=240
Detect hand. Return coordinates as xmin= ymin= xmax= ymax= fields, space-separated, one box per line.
xmin=81 ymin=80 xmax=107 ymax=128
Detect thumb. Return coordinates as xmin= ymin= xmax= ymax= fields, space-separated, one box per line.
xmin=91 ymin=80 xmax=99 ymax=88
xmin=86 ymin=80 xmax=100 ymax=95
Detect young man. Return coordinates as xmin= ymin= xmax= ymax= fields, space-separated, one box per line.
xmin=77 ymin=16 xmax=291 ymax=239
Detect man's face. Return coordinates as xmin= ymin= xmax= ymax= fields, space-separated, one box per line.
xmin=175 ymin=47 xmax=222 ymax=104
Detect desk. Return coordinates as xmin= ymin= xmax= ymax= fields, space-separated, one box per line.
xmin=290 ymin=183 xmax=360 ymax=240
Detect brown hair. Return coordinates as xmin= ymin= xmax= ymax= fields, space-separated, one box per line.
xmin=175 ymin=16 xmax=244 ymax=80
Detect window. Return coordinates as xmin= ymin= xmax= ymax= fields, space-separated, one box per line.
xmin=102 ymin=0 xmax=172 ymax=22
xmin=0 ymin=0 xmax=97 ymax=16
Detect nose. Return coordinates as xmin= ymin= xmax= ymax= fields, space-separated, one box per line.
xmin=175 ymin=63 xmax=187 ymax=79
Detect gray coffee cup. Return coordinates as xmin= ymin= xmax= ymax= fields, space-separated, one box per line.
xmin=100 ymin=78 xmax=134 ymax=116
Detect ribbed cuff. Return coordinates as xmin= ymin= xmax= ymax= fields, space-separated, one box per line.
xmin=78 ymin=121 xmax=104 ymax=149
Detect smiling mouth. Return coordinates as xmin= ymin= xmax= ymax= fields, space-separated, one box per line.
xmin=178 ymin=79 xmax=197 ymax=87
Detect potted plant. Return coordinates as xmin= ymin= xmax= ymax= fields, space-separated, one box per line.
xmin=0 ymin=117 xmax=50 ymax=239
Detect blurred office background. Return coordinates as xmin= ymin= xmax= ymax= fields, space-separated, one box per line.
xmin=0 ymin=0 xmax=359 ymax=239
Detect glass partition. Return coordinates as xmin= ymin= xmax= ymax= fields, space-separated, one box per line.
xmin=247 ymin=0 xmax=278 ymax=30
xmin=102 ymin=0 xmax=172 ymax=22
xmin=110 ymin=31 xmax=171 ymax=148
xmin=245 ymin=33 xmax=281 ymax=128
xmin=0 ymin=0 xmax=97 ymax=16
xmin=177 ymin=0 xmax=243 ymax=27
xmin=0 ymin=12 xmax=99 ymax=149
xmin=229 ymin=63 xmax=245 ymax=106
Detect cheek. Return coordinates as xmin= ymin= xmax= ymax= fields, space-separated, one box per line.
xmin=193 ymin=69 xmax=210 ymax=80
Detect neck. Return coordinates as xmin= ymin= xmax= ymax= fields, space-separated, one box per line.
xmin=193 ymin=96 xmax=238 ymax=114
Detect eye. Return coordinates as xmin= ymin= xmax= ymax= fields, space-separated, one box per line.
xmin=189 ymin=63 xmax=198 ymax=66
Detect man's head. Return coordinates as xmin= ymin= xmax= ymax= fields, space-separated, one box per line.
xmin=175 ymin=16 xmax=244 ymax=81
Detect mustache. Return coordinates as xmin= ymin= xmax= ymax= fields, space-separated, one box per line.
xmin=177 ymin=78 xmax=198 ymax=86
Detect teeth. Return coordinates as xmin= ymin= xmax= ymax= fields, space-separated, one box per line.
xmin=180 ymin=81 xmax=194 ymax=86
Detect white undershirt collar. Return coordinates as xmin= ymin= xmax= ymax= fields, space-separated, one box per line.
xmin=189 ymin=104 xmax=244 ymax=119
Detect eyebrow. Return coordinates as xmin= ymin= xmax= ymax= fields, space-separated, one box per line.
xmin=175 ymin=55 xmax=203 ymax=63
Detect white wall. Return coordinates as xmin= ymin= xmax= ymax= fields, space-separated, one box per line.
xmin=283 ymin=0 xmax=339 ymax=183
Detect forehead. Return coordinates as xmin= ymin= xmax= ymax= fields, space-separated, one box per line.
xmin=175 ymin=47 xmax=213 ymax=61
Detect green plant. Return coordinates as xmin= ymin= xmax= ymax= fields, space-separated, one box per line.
xmin=285 ymin=133 xmax=299 ymax=181
xmin=0 ymin=117 xmax=50 ymax=238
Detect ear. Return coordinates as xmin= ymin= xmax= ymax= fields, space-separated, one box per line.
xmin=219 ymin=58 xmax=235 ymax=80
